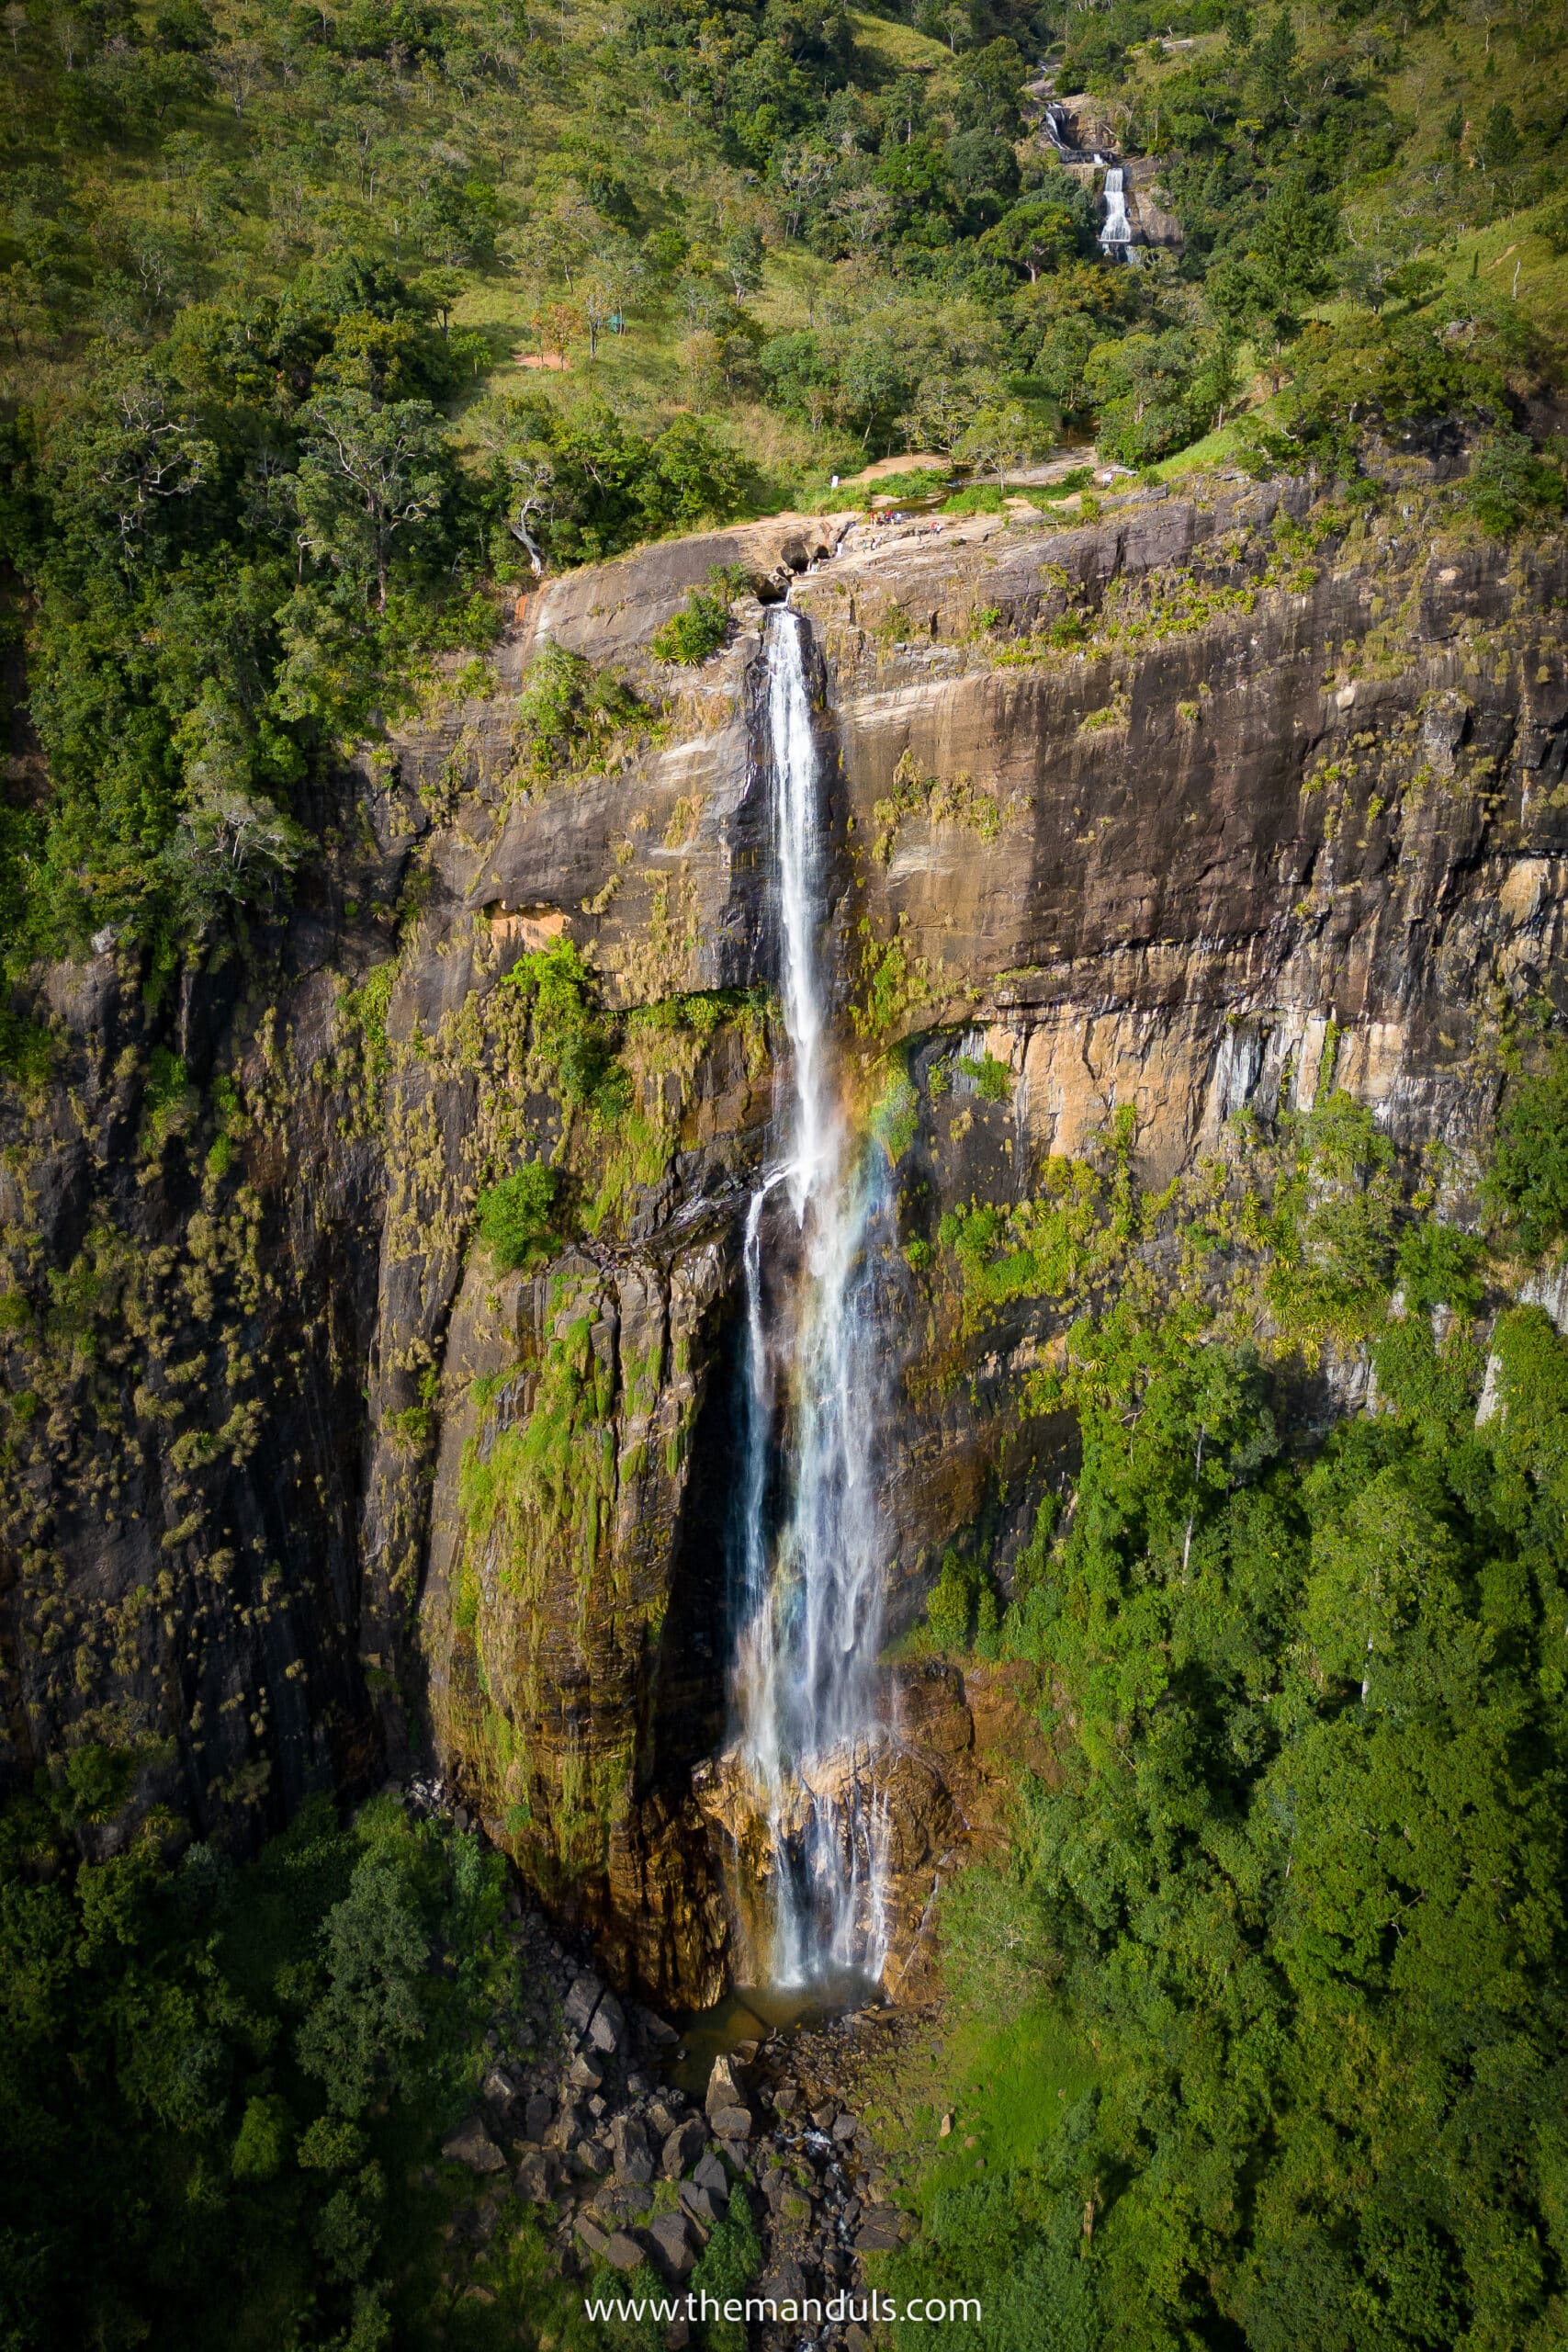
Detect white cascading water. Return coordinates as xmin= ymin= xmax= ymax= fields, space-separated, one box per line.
xmin=731 ymin=605 xmax=894 ymax=1986
xmin=1040 ymin=101 xmax=1074 ymax=154
xmin=1100 ymin=164 xmax=1132 ymax=255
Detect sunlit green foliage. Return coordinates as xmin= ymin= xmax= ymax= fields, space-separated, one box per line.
xmin=900 ymin=1067 xmax=1568 ymax=2350
xmin=476 ymin=1160 xmax=559 ymax=1272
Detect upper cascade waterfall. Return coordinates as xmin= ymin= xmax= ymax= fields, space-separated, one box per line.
xmin=1100 ymin=164 xmax=1132 ymax=254
xmin=729 ymin=605 xmax=896 ymax=1988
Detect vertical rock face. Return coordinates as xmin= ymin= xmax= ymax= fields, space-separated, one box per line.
xmin=4 ymin=479 xmax=1566 ymax=2000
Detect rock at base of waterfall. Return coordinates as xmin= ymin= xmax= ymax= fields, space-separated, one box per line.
xmin=604 ymin=2232 xmax=647 ymax=2273
xmin=612 ymin=2115 xmax=654 ymax=2185
xmin=711 ymin=2103 xmax=752 ymax=2141
xmin=856 ymin=2207 xmax=910 ymax=2254
xmin=831 ymin=2112 xmax=857 ymax=2143
xmin=522 ymin=2092 xmax=554 ymax=2143
xmin=564 ymin=1973 xmax=602 ymax=2035
xmin=482 ymin=2064 xmax=519 ymax=2110
xmin=648 ymin=2091 xmax=688 ymax=2137
xmin=574 ymin=2137 xmax=613 ymax=2178
xmin=693 ymin=2150 xmax=729 ymax=2197
xmin=761 ymin=2258 xmax=811 ymax=2304
xmin=661 ymin=2116 xmax=707 ymax=2177
xmin=589 ymin=1993 xmax=626 ymax=2054
xmin=568 ymin=2051 xmax=604 ymax=2090
xmin=680 ymin=2181 xmax=722 ymax=2228
xmin=575 ymin=2215 xmax=610 ymax=2258
xmin=441 ymin=2116 xmax=506 ymax=2174
xmin=649 ymin=2212 xmax=696 ymax=2275
xmin=515 ymin=2148 xmax=557 ymax=2203
xmin=705 ymin=2053 xmax=743 ymax=2120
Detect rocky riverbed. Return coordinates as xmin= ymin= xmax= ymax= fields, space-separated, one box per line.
xmin=427 ymin=1828 xmax=935 ymax=2346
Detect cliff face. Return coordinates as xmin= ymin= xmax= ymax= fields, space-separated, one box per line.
xmin=4 ymin=475 xmax=1565 ymax=1996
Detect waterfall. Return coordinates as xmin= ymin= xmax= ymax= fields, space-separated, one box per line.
xmin=730 ymin=605 xmax=894 ymax=1987
xmin=1041 ymin=101 xmax=1073 ymax=154
xmin=1100 ymin=164 xmax=1132 ymax=255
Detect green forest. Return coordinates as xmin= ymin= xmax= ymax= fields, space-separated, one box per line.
xmin=4 ymin=0 xmax=1568 ymax=2340
xmin=1 ymin=0 xmax=1565 ymax=1019
xmin=889 ymin=1062 xmax=1568 ymax=2350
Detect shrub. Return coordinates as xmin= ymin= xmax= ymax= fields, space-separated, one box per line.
xmin=926 ymin=1551 xmax=976 ymax=1648
xmin=512 ymin=643 xmax=653 ymax=788
xmin=476 ymin=1161 xmax=558 ymax=1270
xmin=650 ymin=586 xmax=731 ymax=664
xmin=503 ymin=937 xmax=629 ymax=1117
xmin=1484 ymin=1050 xmax=1568 ymax=1254
xmin=688 ymin=2185 xmax=763 ymax=2352
xmin=1464 ymin=431 xmax=1566 ymax=535
xmin=1394 ymin=1219 xmax=1487 ymax=1313
xmin=960 ymin=1050 xmax=1012 ymax=1103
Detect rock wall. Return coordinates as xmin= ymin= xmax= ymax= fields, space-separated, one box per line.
xmin=4 ymin=473 xmax=1565 ymax=1998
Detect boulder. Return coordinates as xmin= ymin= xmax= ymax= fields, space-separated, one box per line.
xmin=831 ymin=2113 xmax=857 ymax=2143
xmin=611 ymin=2115 xmax=654 ymax=2187
xmin=661 ymin=2115 xmax=707 ymax=2178
xmin=547 ymin=2098 xmax=585 ymax=2150
xmin=576 ymin=2215 xmax=610 ymax=2258
xmin=574 ymin=2137 xmax=613 ymax=2178
xmin=647 ymin=2093 xmax=688 ymax=2137
xmin=649 ymin=2211 xmax=696 ymax=2275
xmin=515 ymin=2148 xmax=557 ymax=2203
xmin=482 ymin=2064 xmax=519 ymax=2109
xmin=705 ymin=2055 xmax=743 ymax=2121
xmin=855 ymin=2208 xmax=909 ymax=2254
xmin=604 ymin=2232 xmax=646 ymax=2273
xmin=693 ymin=2151 xmax=729 ymax=2198
xmin=564 ymin=1973 xmax=602 ymax=2034
xmin=441 ymin=2115 xmax=506 ymax=2174
xmin=588 ymin=1993 xmax=626 ymax=2055
xmin=523 ymin=2093 xmax=554 ymax=2143
xmin=711 ymin=2104 xmax=752 ymax=2142
xmin=679 ymin=2181 xmax=720 ymax=2230
xmin=568 ymin=2052 xmax=604 ymax=2091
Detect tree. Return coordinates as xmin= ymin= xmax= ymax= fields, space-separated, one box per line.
xmin=954 ymin=399 xmax=1055 ymax=487
xmin=290 ymin=390 xmax=450 ymax=608
xmin=296 ymin=1847 xmax=430 ymax=2117
xmin=978 ymin=198 xmax=1083 ymax=282
xmin=52 ymin=369 xmax=216 ymax=555
xmin=720 ymin=223 xmax=764 ymax=301
xmin=900 ymin=370 xmax=987 ymax=454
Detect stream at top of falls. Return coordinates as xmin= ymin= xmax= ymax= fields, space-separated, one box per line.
xmin=726 ymin=603 xmax=898 ymax=1994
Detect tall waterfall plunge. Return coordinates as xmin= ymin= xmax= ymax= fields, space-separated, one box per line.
xmin=728 ymin=605 xmax=896 ymax=1988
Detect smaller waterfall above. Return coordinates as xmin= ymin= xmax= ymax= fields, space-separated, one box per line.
xmin=1100 ymin=164 xmax=1132 ymax=254
xmin=1040 ymin=100 xmax=1073 ymax=153
xmin=727 ymin=605 xmax=896 ymax=1989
